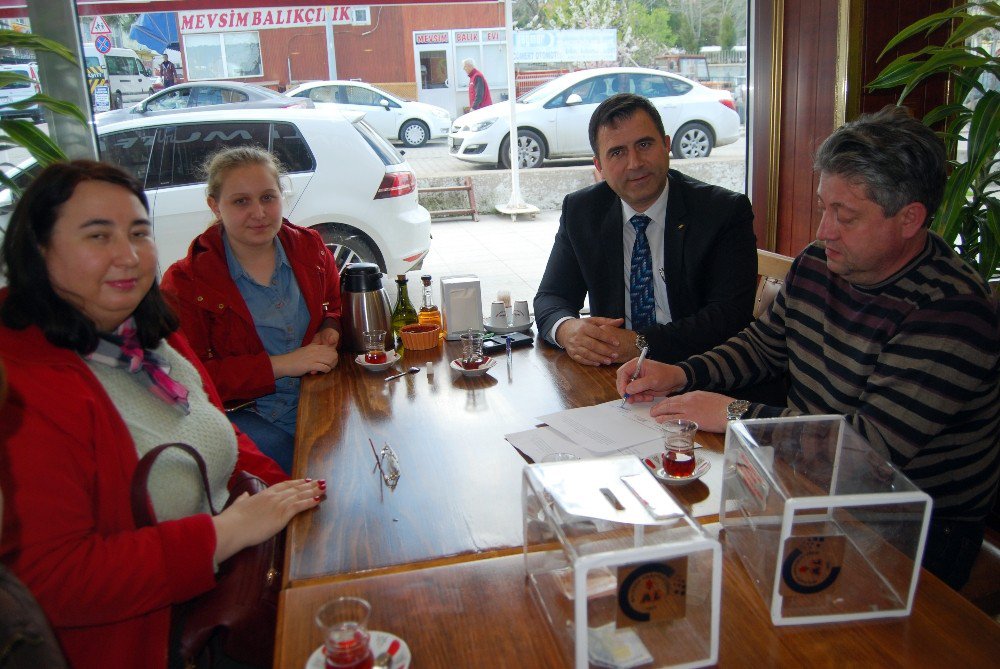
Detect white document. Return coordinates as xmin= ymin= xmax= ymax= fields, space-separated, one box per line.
xmin=537 ymin=399 xmax=662 ymax=453
xmin=505 ymin=425 xmax=663 ymax=464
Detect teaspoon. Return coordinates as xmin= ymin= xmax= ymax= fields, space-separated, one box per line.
xmin=384 ymin=366 xmax=420 ymax=382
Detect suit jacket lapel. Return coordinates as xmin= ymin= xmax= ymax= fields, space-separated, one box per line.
xmin=664 ymin=173 xmax=688 ymax=309
xmin=600 ymin=197 xmax=626 ymax=316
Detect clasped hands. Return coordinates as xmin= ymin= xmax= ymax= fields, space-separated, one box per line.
xmin=270 ymin=327 xmax=340 ymax=379
xmin=555 ymin=317 xmax=638 ymax=366
xmin=616 ymin=356 xmax=735 ymax=434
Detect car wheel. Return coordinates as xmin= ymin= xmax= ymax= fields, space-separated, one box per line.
xmin=499 ymin=129 xmax=544 ymax=169
xmin=314 ymin=225 xmax=383 ymax=273
xmin=672 ymin=122 xmax=713 ymax=159
xmin=400 ymin=120 xmax=429 ymax=147
xmin=112 ymin=91 xmax=124 ymax=110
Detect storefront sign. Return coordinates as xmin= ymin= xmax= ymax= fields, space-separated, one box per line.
xmin=179 ymin=6 xmax=355 ymax=33
xmin=415 ymin=32 xmax=449 ymax=45
xmin=514 ymin=29 xmax=616 ymax=63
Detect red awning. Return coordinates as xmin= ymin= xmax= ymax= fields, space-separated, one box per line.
xmin=0 ymin=0 xmax=492 ymax=20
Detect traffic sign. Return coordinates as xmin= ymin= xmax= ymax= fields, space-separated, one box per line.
xmin=90 ymin=15 xmax=111 ymax=36
xmin=95 ymin=35 xmax=112 ymax=54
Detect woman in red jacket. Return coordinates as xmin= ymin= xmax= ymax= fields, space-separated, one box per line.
xmin=0 ymin=160 xmax=324 ymax=669
xmin=161 ymin=146 xmax=342 ymax=474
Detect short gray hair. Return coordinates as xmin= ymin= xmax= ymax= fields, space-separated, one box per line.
xmin=814 ymin=105 xmax=945 ymax=224
xmin=462 ymin=58 xmax=475 ymax=68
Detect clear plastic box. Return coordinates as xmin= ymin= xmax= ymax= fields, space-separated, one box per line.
xmin=523 ymin=455 xmax=721 ymax=668
xmin=721 ymin=415 xmax=932 ymax=625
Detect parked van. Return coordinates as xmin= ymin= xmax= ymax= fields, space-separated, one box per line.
xmin=83 ymin=44 xmax=156 ymax=110
xmin=0 ymin=63 xmax=42 ymax=122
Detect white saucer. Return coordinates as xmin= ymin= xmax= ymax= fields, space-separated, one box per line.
xmin=305 ymin=630 xmax=411 ymax=669
xmin=484 ymin=319 xmax=534 ymax=335
xmin=651 ymin=455 xmax=711 ymax=485
xmin=355 ymin=350 xmax=400 ymax=373
xmin=450 ymin=356 xmax=498 ymax=377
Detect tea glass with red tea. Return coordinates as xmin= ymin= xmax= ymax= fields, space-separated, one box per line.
xmin=661 ymin=419 xmax=698 ymax=477
xmin=315 ymin=596 xmax=374 ymax=669
xmin=362 ymin=329 xmax=387 ymax=365
xmin=459 ymin=330 xmax=486 ymax=369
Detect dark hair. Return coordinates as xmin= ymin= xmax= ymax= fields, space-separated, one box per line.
xmin=0 ymin=160 xmax=178 ymax=353
xmin=588 ymin=93 xmax=667 ymax=155
xmin=813 ymin=105 xmax=946 ymax=226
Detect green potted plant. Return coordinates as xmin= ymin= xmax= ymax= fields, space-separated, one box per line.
xmin=868 ymin=1 xmax=1000 ymax=286
xmin=0 ymin=30 xmax=87 ymax=192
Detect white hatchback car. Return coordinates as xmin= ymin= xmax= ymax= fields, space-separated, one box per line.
xmin=0 ymin=107 xmax=431 ymax=281
xmin=286 ymin=80 xmax=452 ymax=147
xmin=449 ymin=67 xmax=741 ymax=168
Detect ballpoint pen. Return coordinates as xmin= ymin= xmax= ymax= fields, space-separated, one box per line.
xmin=505 ymin=335 xmax=512 ymax=372
xmin=620 ymin=345 xmax=649 ymax=407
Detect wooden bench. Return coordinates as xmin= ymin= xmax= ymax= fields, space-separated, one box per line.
xmin=418 ymin=176 xmax=478 ymax=222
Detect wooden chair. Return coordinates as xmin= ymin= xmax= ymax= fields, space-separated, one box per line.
xmin=754 ymin=249 xmax=794 ymax=319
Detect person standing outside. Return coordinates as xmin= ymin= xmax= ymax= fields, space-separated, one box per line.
xmin=463 ymin=58 xmax=493 ymax=110
xmin=159 ymin=53 xmax=177 ymax=89
xmin=617 ymin=105 xmax=1000 ymax=590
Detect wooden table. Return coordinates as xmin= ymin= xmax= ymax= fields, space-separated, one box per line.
xmin=276 ymin=550 xmax=1000 ymax=668
xmin=288 ymin=340 xmax=722 ymax=585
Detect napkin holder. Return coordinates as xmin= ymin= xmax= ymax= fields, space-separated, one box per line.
xmin=721 ymin=415 xmax=931 ymax=626
xmin=439 ymin=275 xmax=484 ymax=340
xmin=523 ymin=455 xmax=721 ymax=668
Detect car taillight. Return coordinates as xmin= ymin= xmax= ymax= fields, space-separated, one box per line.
xmin=719 ymin=98 xmax=736 ymax=112
xmin=374 ymin=171 xmax=415 ymax=199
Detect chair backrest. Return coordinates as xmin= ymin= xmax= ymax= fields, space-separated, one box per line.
xmin=754 ymin=249 xmax=794 ymax=319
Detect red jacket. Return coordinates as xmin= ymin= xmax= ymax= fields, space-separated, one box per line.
xmin=468 ymin=67 xmax=493 ymax=109
xmin=161 ymin=220 xmax=342 ymax=404
xmin=0 ymin=310 xmax=286 ymax=669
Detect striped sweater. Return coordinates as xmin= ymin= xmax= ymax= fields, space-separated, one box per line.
xmin=680 ymin=234 xmax=1000 ymax=522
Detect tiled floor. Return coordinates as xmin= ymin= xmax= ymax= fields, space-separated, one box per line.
xmin=406 ymin=210 xmax=561 ymax=311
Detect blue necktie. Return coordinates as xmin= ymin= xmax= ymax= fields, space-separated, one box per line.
xmin=629 ymin=214 xmax=656 ymax=332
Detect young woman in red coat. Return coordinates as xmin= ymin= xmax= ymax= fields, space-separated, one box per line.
xmin=0 ymin=160 xmax=324 ymax=669
xmin=161 ymin=147 xmax=343 ymax=474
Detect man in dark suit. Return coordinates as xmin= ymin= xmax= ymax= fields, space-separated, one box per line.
xmin=533 ymin=93 xmax=757 ymax=366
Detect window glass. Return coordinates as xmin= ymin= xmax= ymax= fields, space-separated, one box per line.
xmin=271 ymin=122 xmax=315 ymax=173
xmin=144 ymin=88 xmax=191 ymax=111
xmin=636 ymin=75 xmax=675 ymax=98
xmin=163 ymin=122 xmax=271 ymax=187
xmin=304 ymin=86 xmax=333 ymax=103
xmin=345 ymin=85 xmax=381 ymax=106
xmin=106 ymin=56 xmax=124 ymax=77
xmin=1 ymin=66 xmax=32 ymax=89
xmin=184 ymin=32 xmax=262 ymax=80
xmin=98 ymin=127 xmax=159 ymax=185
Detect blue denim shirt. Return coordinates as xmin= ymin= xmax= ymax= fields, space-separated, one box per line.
xmin=224 ymin=232 xmax=310 ymax=434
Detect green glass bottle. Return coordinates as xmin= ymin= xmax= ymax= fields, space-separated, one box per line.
xmin=391 ymin=274 xmax=419 ymax=345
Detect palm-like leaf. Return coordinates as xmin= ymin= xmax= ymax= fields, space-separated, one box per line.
xmin=869 ymin=2 xmax=1000 ymax=282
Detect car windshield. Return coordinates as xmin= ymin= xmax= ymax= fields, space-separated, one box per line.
xmin=1 ymin=68 xmax=32 ymax=89
xmin=239 ymin=83 xmax=291 ymax=100
xmin=518 ymin=76 xmax=575 ymax=104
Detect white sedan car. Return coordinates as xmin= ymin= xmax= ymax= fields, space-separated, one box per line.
xmin=449 ymin=67 xmax=741 ymax=168
xmin=287 ymin=80 xmax=452 ymax=148
xmin=0 ymin=107 xmax=431 ymax=283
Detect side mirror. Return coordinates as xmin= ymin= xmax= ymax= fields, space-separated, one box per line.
xmin=379 ymin=98 xmax=391 ymax=110
xmin=565 ymin=93 xmax=583 ymax=106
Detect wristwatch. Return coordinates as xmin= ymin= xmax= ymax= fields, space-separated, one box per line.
xmin=727 ymin=399 xmax=751 ymax=421
xmin=635 ymin=334 xmax=648 ymax=352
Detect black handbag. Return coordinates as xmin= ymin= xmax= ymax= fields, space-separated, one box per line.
xmin=130 ymin=442 xmax=283 ymax=668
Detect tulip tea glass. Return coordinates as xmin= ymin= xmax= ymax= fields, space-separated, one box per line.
xmin=662 ymin=419 xmax=698 ymax=477
xmin=363 ymin=329 xmax=387 ymax=365
xmin=459 ymin=330 xmax=485 ymax=368
xmin=315 ymin=597 xmax=374 ymax=669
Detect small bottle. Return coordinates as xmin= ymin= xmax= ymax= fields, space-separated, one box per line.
xmin=391 ymin=274 xmax=419 ymax=345
xmin=417 ymin=274 xmax=444 ymax=340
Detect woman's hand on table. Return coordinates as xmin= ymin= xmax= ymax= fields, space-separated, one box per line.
xmin=312 ymin=325 xmax=340 ymax=348
xmin=212 ymin=478 xmax=324 ymax=563
xmin=270 ymin=343 xmax=338 ymax=378
xmin=649 ymin=391 xmax=736 ymax=433
xmin=616 ymin=358 xmax=686 ymax=402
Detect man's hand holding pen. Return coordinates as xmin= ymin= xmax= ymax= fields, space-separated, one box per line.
xmin=616 ymin=357 xmax=688 ymax=403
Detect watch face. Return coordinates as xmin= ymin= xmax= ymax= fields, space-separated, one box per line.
xmin=635 ymin=335 xmax=648 ymax=351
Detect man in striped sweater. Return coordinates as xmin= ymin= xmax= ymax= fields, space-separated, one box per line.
xmin=617 ymin=105 xmax=999 ymax=590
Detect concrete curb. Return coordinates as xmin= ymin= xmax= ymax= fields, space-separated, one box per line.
xmin=417 ymin=159 xmax=745 ymax=214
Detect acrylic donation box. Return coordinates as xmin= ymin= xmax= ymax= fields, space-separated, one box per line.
xmin=721 ymin=415 xmax=932 ymax=625
xmin=523 ymin=455 xmax=721 ymax=669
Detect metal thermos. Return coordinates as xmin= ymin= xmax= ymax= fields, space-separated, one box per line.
xmin=340 ymin=263 xmax=392 ymax=353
